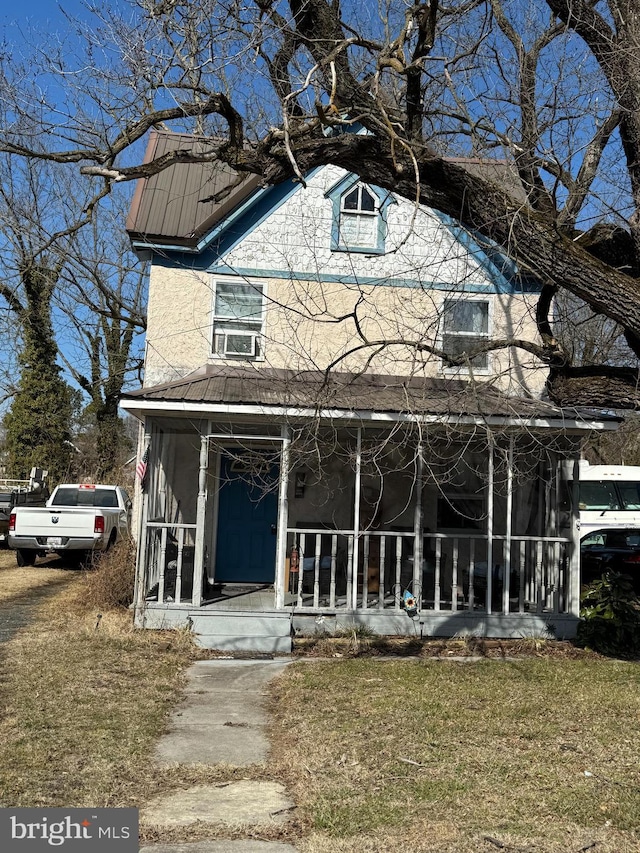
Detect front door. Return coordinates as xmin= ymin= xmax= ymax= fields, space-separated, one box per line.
xmin=214 ymin=453 xmax=279 ymax=583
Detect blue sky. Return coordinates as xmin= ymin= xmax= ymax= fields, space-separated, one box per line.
xmin=1 ymin=0 xmax=94 ymax=26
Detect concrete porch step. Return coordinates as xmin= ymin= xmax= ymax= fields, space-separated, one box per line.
xmin=189 ymin=611 xmax=292 ymax=653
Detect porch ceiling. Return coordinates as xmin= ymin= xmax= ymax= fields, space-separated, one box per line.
xmin=120 ymin=365 xmax=619 ymax=431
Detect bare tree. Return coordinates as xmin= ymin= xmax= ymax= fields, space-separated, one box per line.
xmin=2 ymin=1 xmax=640 ymax=405
xmin=0 ymin=152 xmax=75 ymax=480
xmin=57 ymin=201 xmax=147 ymax=479
xmin=0 ymin=144 xmax=146 ymax=479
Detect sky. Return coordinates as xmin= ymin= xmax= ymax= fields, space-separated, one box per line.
xmin=1 ymin=0 xmax=98 ymax=26
xmin=0 ymin=0 xmax=94 ymax=36
xmin=0 ymin=0 xmax=146 ymax=404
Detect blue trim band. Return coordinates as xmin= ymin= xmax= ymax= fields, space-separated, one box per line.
xmin=203 ymin=264 xmax=524 ymax=293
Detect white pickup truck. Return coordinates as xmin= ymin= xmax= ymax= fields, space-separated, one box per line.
xmin=8 ymin=483 xmax=131 ymax=566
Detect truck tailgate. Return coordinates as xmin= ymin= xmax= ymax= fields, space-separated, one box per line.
xmin=14 ymin=507 xmax=100 ymax=537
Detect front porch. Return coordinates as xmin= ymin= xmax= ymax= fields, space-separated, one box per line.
xmin=121 ymin=367 xmax=616 ymax=652
xmin=132 ymin=433 xmax=585 ymax=649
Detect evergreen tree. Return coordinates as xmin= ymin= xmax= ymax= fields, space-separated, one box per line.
xmin=3 ymin=262 xmax=73 ymax=483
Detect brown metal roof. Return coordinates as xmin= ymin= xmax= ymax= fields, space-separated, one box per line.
xmin=126 ymin=131 xmax=261 ymax=247
xmin=447 ymin=157 xmax=528 ymax=203
xmin=122 ymin=365 xmax=615 ymax=425
xmin=125 ymin=133 xmax=526 ymax=250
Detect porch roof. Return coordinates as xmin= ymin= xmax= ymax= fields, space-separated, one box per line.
xmin=121 ymin=365 xmax=619 ymax=431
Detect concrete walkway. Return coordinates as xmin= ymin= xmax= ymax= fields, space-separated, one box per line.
xmin=140 ymin=659 xmax=299 ymax=853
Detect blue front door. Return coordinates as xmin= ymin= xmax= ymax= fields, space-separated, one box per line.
xmin=214 ymin=453 xmax=279 ymax=583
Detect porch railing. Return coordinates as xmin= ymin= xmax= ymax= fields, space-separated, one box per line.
xmin=142 ymin=522 xmax=197 ymax=605
xmin=287 ymin=528 xmax=574 ymax=616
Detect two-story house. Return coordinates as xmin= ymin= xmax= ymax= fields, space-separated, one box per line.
xmin=121 ymin=131 xmax=616 ymax=652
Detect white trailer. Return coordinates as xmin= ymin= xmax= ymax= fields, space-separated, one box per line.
xmin=571 ymin=461 xmax=640 ymax=537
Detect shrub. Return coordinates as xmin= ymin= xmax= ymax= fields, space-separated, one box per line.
xmin=576 ymin=571 xmax=640 ymax=658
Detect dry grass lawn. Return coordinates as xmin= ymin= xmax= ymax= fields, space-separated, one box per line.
xmin=0 ymin=565 xmax=201 ymax=811
xmin=0 ymin=549 xmax=70 ymax=602
xmin=269 ymin=658 xmax=640 ymax=853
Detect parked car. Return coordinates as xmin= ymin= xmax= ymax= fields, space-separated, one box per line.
xmin=8 ymin=483 xmax=131 ymax=567
xmin=580 ymin=527 xmax=640 ymax=593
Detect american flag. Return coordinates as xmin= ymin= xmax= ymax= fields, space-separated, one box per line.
xmin=136 ymin=445 xmax=149 ymax=489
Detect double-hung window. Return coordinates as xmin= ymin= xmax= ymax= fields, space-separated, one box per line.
xmin=212 ymin=281 xmax=264 ymax=359
xmin=441 ymin=299 xmax=490 ymax=370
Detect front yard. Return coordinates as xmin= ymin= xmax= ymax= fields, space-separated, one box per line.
xmin=0 ymin=550 xmax=638 ymax=852
xmin=269 ymin=656 xmax=640 ymax=853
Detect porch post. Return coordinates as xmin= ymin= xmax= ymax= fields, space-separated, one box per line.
xmin=569 ymin=457 xmax=581 ymax=616
xmin=192 ymin=433 xmax=209 ymax=608
xmin=502 ymin=434 xmax=514 ymax=615
xmin=157 ymin=430 xmax=170 ymax=520
xmin=350 ymin=426 xmax=362 ymax=611
xmin=413 ymin=438 xmax=424 ymax=603
xmin=486 ymin=430 xmax=494 ymax=614
xmin=134 ymin=424 xmax=152 ymax=613
xmin=551 ymin=454 xmax=560 ymax=537
xmin=275 ymin=424 xmax=291 ymax=609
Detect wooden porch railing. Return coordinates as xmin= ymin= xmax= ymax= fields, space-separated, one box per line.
xmin=143 ymin=522 xmax=197 ymax=604
xmin=287 ymin=529 xmax=574 ymax=616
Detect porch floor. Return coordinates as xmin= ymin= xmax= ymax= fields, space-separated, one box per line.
xmin=200 ymin=583 xmax=481 ymax=613
xmin=200 ymin=583 xmax=394 ymax=611
xmin=203 ymin=583 xmax=276 ymax=610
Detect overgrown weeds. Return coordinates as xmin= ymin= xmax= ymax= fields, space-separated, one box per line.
xmin=74 ymin=538 xmax=136 ymax=611
xmin=292 ymin=632 xmax=594 ymax=660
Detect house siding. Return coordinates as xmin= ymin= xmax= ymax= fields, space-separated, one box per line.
xmin=124 ymin=154 xmax=617 ymax=649
xmin=211 ymin=165 xmax=510 ymax=287
xmin=144 ymin=265 xmax=546 ymax=396
xmin=143 ymin=166 xmax=547 ymax=393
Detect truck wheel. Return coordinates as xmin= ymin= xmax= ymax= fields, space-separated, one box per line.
xmin=16 ymin=549 xmax=37 ymax=567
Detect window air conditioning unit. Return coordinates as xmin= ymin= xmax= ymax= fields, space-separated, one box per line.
xmin=222 ymin=331 xmax=258 ymax=357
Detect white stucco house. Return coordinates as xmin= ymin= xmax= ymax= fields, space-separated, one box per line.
xmin=121 ymin=130 xmax=617 ymax=652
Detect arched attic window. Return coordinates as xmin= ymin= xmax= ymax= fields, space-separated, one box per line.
xmin=340 ymin=183 xmax=378 ymax=249
xmin=326 ymin=176 xmax=395 ymax=253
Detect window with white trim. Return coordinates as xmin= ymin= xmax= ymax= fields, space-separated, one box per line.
xmin=441 ymin=299 xmax=490 ymax=370
xmin=436 ymin=492 xmax=486 ymax=531
xmin=339 ymin=183 xmax=379 ymax=249
xmin=326 ymin=176 xmax=395 ymax=253
xmin=212 ymin=281 xmax=264 ymax=359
